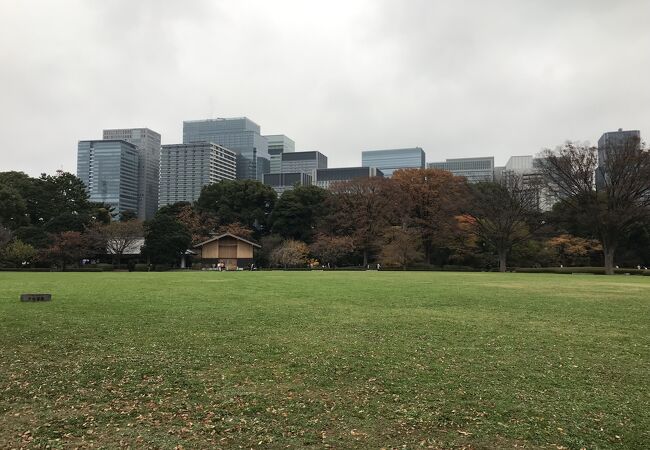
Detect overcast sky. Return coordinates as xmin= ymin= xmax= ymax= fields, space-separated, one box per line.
xmin=1 ymin=0 xmax=649 ymax=176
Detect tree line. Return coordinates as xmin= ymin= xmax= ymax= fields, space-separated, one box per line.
xmin=1 ymin=138 xmax=649 ymax=273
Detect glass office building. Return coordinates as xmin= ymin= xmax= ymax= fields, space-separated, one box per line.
xmin=159 ymin=142 xmax=237 ymax=207
xmin=429 ymin=157 xmax=495 ymax=183
xmin=313 ymin=167 xmax=384 ymax=189
xmin=263 ymin=172 xmax=313 ymax=195
xmin=361 ymin=147 xmax=425 ymax=177
xmin=183 ymin=117 xmax=269 ymax=181
xmin=102 ymin=128 xmax=161 ymax=220
xmin=77 ymin=140 xmax=139 ymax=216
xmin=281 ymin=151 xmax=328 ymax=174
xmin=264 ymin=134 xmax=295 ymax=174
xmin=596 ymin=128 xmax=641 ymax=189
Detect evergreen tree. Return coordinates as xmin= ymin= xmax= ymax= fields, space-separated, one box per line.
xmin=142 ymin=215 xmax=191 ymax=265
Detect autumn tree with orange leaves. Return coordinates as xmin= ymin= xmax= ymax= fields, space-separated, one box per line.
xmin=392 ymin=168 xmax=470 ymax=264
xmin=545 ymin=234 xmax=602 ymax=267
xmin=325 ymin=177 xmax=397 ymax=266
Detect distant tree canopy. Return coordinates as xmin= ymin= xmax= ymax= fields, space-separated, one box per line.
xmin=326 ymin=177 xmax=395 ymax=266
xmin=142 ymin=214 xmax=191 ymax=265
xmin=2 ymin=158 xmax=649 ymax=272
xmin=270 ymin=239 xmax=310 ymax=268
xmin=159 ymin=201 xmax=218 ymax=245
xmin=196 ymin=180 xmax=277 ymax=234
xmin=119 ymin=210 xmax=138 ymax=222
xmin=216 ymin=222 xmax=255 ymax=241
xmin=309 ymin=234 xmax=355 ymax=267
xmin=379 ymin=226 xmax=424 ymax=269
xmin=0 ymin=183 xmax=27 ymax=229
xmin=392 ymin=168 xmax=469 ymax=264
xmin=0 ymin=171 xmax=109 ymax=230
xmin=0 ymin=226 xmax=12 ymax=250
xmin=466 ymin=177 xmax=543 ymax=272
xmin=538 ymin=139 xmax=650 ymax=274
xmin=44 ymin=231 xmax=96 ymax=270
xmin=94 ymin=220 xmax=145 ymax=265
xmin=0 ymin=171 xmax=115 ymax=268
xmin=1 ymin=239 xmax=36 ymax=267
xmin=270 ymin=185 xmax=330 ymax=243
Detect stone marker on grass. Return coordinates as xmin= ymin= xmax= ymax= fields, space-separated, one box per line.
xmin=20 ymin=294 xmax=52 ymax=302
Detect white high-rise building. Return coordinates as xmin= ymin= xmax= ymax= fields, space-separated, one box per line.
xmin=159 ymin=142 xmax=237 ymax=207
xmin=504 ymin=155 xmax=534 ymax=173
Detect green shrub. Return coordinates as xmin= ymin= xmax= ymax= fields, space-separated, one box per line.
xmin=615 ymin=268 xmax=650 ymax=276
xmin=441 ymin=265 xmax=477 ymax=272
xmin=515 ymin=267 xmax=650 ymax=275
xmin=96 ymin=263 xmax=114 ymax=271
xmin=64 ymin=268 xmax=103 ymax=272
xmin=134 ymin=264 xmax=150 ymax=272
xmin=407 ymin=263 xmax=440 ymax=271
xmin=0 ymin=268 xmax=52 ymax=272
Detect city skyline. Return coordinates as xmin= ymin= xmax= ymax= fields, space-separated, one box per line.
xmin=2 ymin=1 xmax=650 ymax=176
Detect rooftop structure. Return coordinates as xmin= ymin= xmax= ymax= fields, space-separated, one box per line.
xmin=361 ymin=147 xmax=425 ymax=177
xmin=281 ymin=151 xmax=328 ymax=174
xmin=183 ymin=117 xmax=269 ymax=181
xmin=313 ymin=166 xmax=384 ymax=189
xmin=263 ymin=172 xmax=313 ymax=195
xmin=429 ymin=156 xmax=495 ymax=183
xmin=264 ymin=135 xmax=295 ymax=174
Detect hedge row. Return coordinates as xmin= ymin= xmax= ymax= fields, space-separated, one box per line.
xmin=2 ymin=266 xmax=647 ymax=275
xmin=257 ymin=265 xmax=479 ymax=272
xmin=0 ymin=264 xmax=172 ymax=272
xmin=515 ymin=267 xmax=650 ymax=275
xmin=0 ymin=268 xmax=53 ymax=272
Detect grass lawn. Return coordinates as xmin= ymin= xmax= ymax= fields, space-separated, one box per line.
xmin=1 ymin=271 xmax=649 ymax=449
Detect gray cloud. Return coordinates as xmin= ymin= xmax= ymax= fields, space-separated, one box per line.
xmin=1 ymin=0 xmax=649 ymax=176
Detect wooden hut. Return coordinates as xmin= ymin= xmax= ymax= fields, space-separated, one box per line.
xmin=193 ymin=233 xmax=260 ymax=269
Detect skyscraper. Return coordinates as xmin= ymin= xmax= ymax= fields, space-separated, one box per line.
xmin=158 ymin=142 xmax=237 ymax=207
xmin=313 ymin=167 xmax=384 ymax=189
xmin=361 ymin=147 xmax=425 ymax=177
xmin=102 ymin=128 xmax=161 ymax=220
xmin=281 ymin=151 xmax=328 ymax=174
xmin=264 ymin=134 xmax=295 ymax=174
xmin=498 ymin=155 xmax=555 ymax=211
xmin=263 ymin=172 xmax=313 ymax=195
xmin=183 ymin=117 xmax=270 ymax=181
xmin=596 ymin=128 xmax=641 ymax=189
xmin=428 ymin=157 xmax=495 ymax=183
xmin=77 ymin=140 xmax=139 ymax=216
